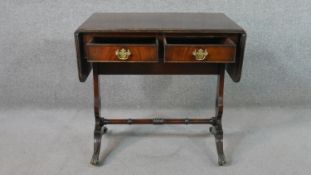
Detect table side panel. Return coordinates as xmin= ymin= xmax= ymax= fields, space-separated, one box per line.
xmin=75 ymin=32 xmax=91 ymax=82
xmin=226 ymin=33 xmax=247 ymax=82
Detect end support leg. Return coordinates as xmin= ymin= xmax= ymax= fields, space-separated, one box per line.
xmin=90 ymin=122 xmax=107 ymax=165
xmin=210 ymin=65 xmax=226 ymax=166
xmin=90 ymin=65 xmax=108 ymax=166
xmin=210 ymin=124 xmax=226 ymax=166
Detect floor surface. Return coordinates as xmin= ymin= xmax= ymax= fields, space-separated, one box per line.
xmin=0 ymin=107 xmax=310 ymax=175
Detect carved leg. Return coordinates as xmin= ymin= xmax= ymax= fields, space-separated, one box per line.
xmin=91 ymin=124 xmax=106 ymax=165
xmin=210 ymin=65 xmax=226 ymax=166
xmin=90 ymin=65 xmax=107 ymax=166
xmin=210 ymin=125 xmax=225 ymax=166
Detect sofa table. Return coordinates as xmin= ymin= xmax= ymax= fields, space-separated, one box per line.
xmin=74 ymin=13 xmax=246 ymax=166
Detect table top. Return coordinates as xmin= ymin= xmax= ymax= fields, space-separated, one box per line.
xmin=76 ymin=13 xmax=245 ymax=34
xmin=75 ymin=13 xmax=247 ymax=83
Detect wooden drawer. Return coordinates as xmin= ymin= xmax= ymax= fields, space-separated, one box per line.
xmin=86 ymin=37 xmax=158 ymax=62
xmin=164 ymin=37 xmax=236 ymax=63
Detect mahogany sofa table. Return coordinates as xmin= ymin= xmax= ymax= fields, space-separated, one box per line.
xmin=75 ymin=13 xmax=246 ymax=166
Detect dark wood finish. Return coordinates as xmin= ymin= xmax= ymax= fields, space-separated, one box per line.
xmin=102 ymin=118 xmax=215 ymax=125
xmin=211 ymin=65 xmax=226 ymax=165
xmin=77 ymin=13 xmax=244 ymax=33
xmin=86 ymin=37 xmax=158 ymax=62
xmin=164 ymin=37 xmax=236 ymax=63
xmin=75 ymin=32 xmax=91 ymax=82
xmin=226 ymin=33 xmax=247 ymax=82
xmin=74 ymin=13 xmax=247 ymax=166
xmin=90 ymin=65 xmax=106 ymax=165
xmin=86 ymin=45 xmax=158 ymax=62
xmin=96 ymin=63 xmax=221 ymax=75
xmin=75 ymin=13 xmax=246 ymax=82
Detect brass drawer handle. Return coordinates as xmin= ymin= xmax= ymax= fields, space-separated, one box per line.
xmin=192 ymin=49 xmax=208 ymax=61
xmin=115 ymin=48 xmax=131 ymax=60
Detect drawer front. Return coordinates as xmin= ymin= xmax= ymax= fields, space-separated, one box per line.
xmin=86 ymin=37 xmax=158 ymax=62
xmin=164 ymin=37 xmax=236 ymax=63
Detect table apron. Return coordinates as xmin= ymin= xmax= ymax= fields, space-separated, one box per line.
xmin=94 ymin=63 xmax=223 ymax=75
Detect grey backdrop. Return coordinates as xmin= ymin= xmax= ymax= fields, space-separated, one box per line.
xmin=0 ymin=0 xmax=310 ymax=109
xmin=1 ymin=1 xmax=311 ymax=174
